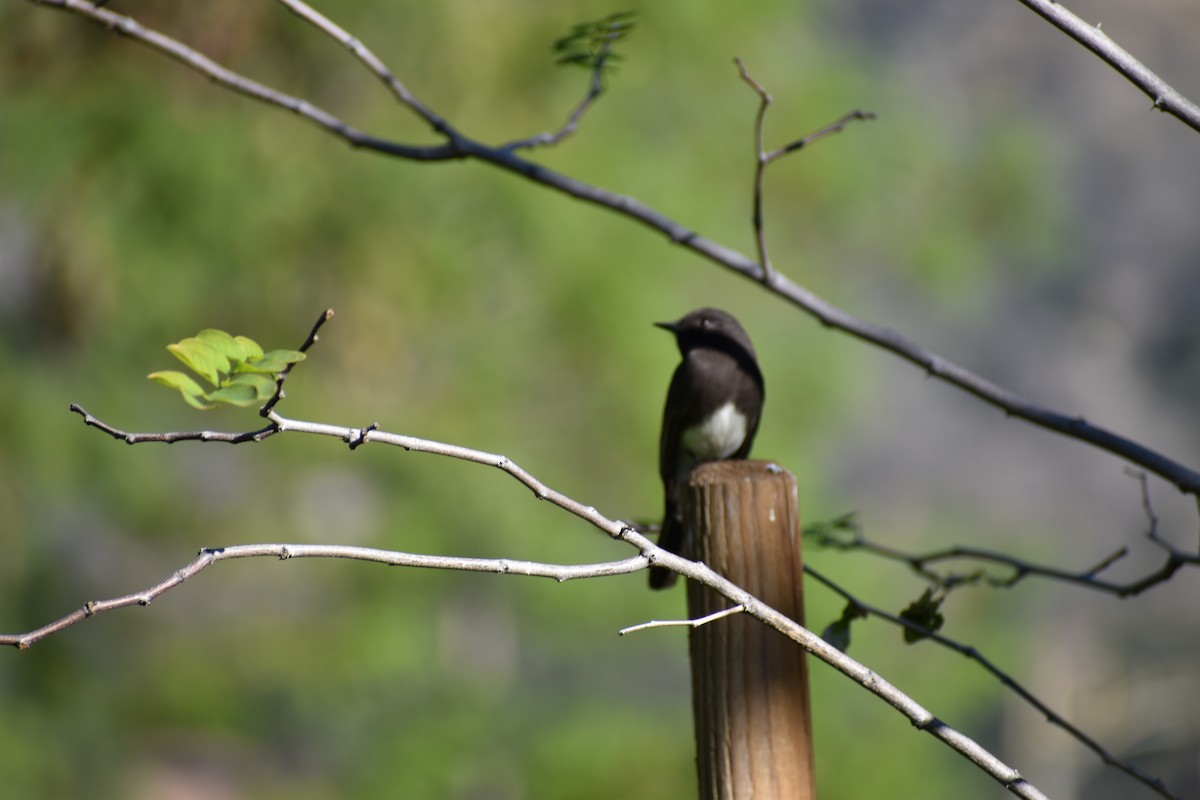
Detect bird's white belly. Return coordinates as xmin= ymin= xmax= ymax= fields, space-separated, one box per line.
xmin=683 ymin=401 xmax=747 ymax=462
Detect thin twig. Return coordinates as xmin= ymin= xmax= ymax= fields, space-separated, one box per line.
xmin=805 ymin=506 xmax=1198 ymax=598
xmin=618 ymin=604 xmax=746 ymax=636
xmin=805 ymin=565 xmax=1179 ymax=800
xmin=501 ymin=34 xmax=614 ymax=151
xmin=1013 ymin=0 xmax=1200 ymax=133
xmin=260 ymin=307 xmax=334 ymax=415
xmin=773 ymin=109 xmax=876 ymax=160
xmin=274 ymin=0 xmax=454 ymax=137
xmin=735 ymin=56 xmax=775 ymax=283
xmin=735 ymin=57 xmax=874 ymax=285
xmin=68 ymin=404 xmax=278 ymax=444
xmin=23 ymin=0 xmax=1200 ymax=502
xmin=5 ymin=405 xmax=1047 ymax=799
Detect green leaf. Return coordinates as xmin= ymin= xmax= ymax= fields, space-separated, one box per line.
xmin=152 ymin=328 xmax=304 ymax=410
xmin=205 ymin=383 xmax=261 ymax=407
xmin=234 ymin=335 xmax=264 ymax=361
xmin=235 ymin=349 xmax=306 ymax=375
xmin=180 ymin=392 xmax=217 ymax=410
xmin=147 ymin=369 xmax=206 ymax=395
xmin=167 ymin=337 xmax=229 ymax=386
xmin=195 ymin=329 xmax=247 ymax=362
xmin=552 ymin=11 xmax=637 ymax=71
xmin=898 ymin=589 xmax=945 ymax=643
xmin=821 ymin=603 xmax=867 ymax=653
xmin=226 ymin=372 xmax=277 ymax=401
xmin=148 ymin=371 xmax=215 ymax=409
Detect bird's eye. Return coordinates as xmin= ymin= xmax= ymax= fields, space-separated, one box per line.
xmin=702 ymin=318 xmax=713 ymax=329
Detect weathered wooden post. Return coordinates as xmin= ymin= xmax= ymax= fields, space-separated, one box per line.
xmin=684 ymin=460 xmax=814 ymax=800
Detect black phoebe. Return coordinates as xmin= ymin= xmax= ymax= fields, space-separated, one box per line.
xmin=650 ymin=308 xmax=765 ymax=590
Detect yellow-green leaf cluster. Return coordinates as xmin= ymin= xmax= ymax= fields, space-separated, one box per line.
xmin=148 ymin=328 xmax=305 ymax=409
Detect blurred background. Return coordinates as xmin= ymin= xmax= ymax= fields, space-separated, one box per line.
xmin=2 ymin=1 xmax=1199 ymax=798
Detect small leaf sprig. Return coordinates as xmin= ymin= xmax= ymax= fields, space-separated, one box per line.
xmin=148 ymin=329 xmax=305 ymax=409
xmin=553 ymin=11 xmax=636 ymax=72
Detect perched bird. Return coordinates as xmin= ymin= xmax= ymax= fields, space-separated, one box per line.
xmin=651 ymin=308 xmax=765 ymax=589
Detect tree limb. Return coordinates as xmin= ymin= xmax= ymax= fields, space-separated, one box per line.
xmin=23 ymin=0 xmax=1200 ymax=503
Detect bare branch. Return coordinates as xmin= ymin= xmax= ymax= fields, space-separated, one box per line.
xmin=618 ymin=604 xmax=746 ymax=636
xmin=806 ymin=565 xmax=1180 ymax=800
xmin=22 ymin=0 xmax=1200 ymax=501
xmin=1015 ymin=0 xmax=1200 ymax=133
xmin=67 ymin=404 xmax=277 ymax=444
xmin=7 ymin=406 xmax=1047 ymax=798
xmin=0 ymin=546 xmax=649 ymax=650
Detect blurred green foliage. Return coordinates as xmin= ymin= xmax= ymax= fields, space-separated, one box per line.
xmin=0 ymin=1 xmax=1068 ymax=799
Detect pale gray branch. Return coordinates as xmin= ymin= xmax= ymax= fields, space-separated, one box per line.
xmin=0 ymin=546 xmax=648 ymax=650
xmin=3 ymin=407 xmax=1048 ymax=799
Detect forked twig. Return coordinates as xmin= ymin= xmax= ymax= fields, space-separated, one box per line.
xmin=807 ymin=488 xmax=1197 ymax=597
xmin=735 ymin=57 xmax=874 ymax=283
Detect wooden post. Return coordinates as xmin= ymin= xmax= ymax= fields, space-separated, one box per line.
xmin=685 ymin=460 xmax=814 ymax=800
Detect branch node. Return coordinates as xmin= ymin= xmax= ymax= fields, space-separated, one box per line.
xmin=912 ymin=712 xmax=938 ymax=731
xmin=350 ymin=422 xmax=378 ymax=449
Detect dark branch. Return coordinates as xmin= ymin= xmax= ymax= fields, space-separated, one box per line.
xmin=806 ymin=501 xmax=1198 ymax=598
xmin=68 ymin=404 xmax=277 ymax=444
xmin=260 ymin=307 xmax=333 ymax=415
xmin=24 ymin=0 xmax=1200 ymax=501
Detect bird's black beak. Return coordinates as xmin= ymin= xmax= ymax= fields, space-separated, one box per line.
xmin=654 ymin=320 xmax=677 ymax=333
